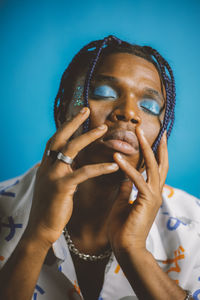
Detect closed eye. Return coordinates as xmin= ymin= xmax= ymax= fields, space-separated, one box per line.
xmin=91 ymin=85 xmax=118 ymax=100
xmin=138 ymin=99 xmax=162 ymax=116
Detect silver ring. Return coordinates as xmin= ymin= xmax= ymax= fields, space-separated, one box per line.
xmin=57 ymin=152 xmax=73 ymax=165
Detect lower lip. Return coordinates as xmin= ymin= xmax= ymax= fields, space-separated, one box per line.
xmin=102 ymin=139 xmax=138 ymax=155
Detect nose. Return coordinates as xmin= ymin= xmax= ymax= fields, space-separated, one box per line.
xmin=110 ymin=97 xmax=141 ymax=124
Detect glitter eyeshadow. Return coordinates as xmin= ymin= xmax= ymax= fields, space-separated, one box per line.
xmin=72 ymin=85 xmax=84 ymax=107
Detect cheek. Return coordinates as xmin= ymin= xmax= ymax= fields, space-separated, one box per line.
xmin=63 ymin=101 xmax=84 ymax=137
xmin=89 ymin=100 xmax=113 ymax=128
xmin=65 ymin=100 xmax=84 ymax=120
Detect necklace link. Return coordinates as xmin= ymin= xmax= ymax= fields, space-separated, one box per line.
xmin=63 ymin=228 xmax=112 ymax=262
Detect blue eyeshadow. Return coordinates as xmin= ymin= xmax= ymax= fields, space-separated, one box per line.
xmin=92 ymin=85 xmax=117 ymax=99
xmin=139 ymin=99 xmax=161 ymax=115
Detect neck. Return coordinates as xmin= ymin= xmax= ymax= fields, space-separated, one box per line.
xmin=67 ymin=171 xmax=123 ymax=254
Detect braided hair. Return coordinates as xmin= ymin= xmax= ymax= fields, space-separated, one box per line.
xmin=54 ymin=35 xmax=176 ymax=154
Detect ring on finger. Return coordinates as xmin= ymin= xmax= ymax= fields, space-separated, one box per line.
xmin=57 ymin=152 xmax=73 ymax=165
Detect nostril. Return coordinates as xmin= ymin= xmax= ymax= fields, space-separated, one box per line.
xmin=116 ymin=114 xmax=139 ymax=123
xmin=116 ymin=115 xmax=126 ymax=121
xmin=131 ymin=119 xmax=138 ymax=124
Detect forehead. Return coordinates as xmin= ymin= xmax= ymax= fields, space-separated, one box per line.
xmin=94 ymin=52 xmax=163 ymax=93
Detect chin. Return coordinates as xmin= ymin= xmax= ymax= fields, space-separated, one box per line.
xmin=75 ymin=141 xmax=141 ymax=171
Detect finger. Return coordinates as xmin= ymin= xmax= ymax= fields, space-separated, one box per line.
xmin=113 ymin=153 xmax=149 ymax=196
xmin=118 ymin=180 xmax=134 ymax=205
xmin=38 ymin=139 xmax=54 ymax=170
xmin=53 ymin=124 xmax=108 ymax=173
xmin=63 ymin=124 xmax=108 ymax=157
xmin=136 ymin=127 xmax=159 ymax=187
xmin=157 ymin=131 xmax=169 ymax=190
xmin=65 ymin=163 xmax=119 ymax=185
xmin=50 ymin=107 xmax=90 ymax=150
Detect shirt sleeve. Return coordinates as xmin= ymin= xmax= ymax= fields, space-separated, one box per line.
xmin=0 ymin=166 xmax=37 ymax=268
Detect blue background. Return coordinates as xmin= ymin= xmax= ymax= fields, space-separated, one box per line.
xmin=0 ymin=0 xmax=200 ymax=197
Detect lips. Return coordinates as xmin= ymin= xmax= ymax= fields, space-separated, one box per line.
xmin=101 ymin=129 xmax=139 ymax=155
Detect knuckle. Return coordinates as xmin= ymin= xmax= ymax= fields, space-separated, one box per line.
xmin=87 ymin=129 xmax=100 ymax=138
xmin=71 ymin=113 xmax=85 ymax=125
xmin=66 ymin=140 xmax=75 ymax=152
xmin=98 ymin=163 xmax=108 ymax=173
xmin=81 ymin=165 xmax=90 ymax=176
xmin=102 ymin=164 xmax=108 ymax=171
xmin=50 ymin=134 xmax=57 ymax=146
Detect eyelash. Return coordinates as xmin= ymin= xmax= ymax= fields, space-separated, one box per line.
xmin=91 ymin=85 xmax=162 ymax=116
xmin=138 ymin=99 xmax=162 ymax=116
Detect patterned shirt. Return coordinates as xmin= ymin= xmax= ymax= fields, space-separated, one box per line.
xmin=0 ymin=164 xmax=200 ymax=300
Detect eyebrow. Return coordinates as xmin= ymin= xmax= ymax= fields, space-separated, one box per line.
xmin=93 ymin=75 xmax=165 ymax=105
xmin=143 ymin=88 xmax=164 ymax=105
xmin=92 ymin=74 xmax=118 ymax=84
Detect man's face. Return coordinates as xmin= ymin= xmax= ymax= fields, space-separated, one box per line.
xmin=64 ymin=52 xmax=165 ymax=169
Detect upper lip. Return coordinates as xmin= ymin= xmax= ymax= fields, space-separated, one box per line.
xmin=103 ymin=129 xmax=139 ymax=149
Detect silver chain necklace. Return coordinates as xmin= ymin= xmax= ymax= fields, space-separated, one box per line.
xmin=63 ymin=228 xmax=112 ymax=262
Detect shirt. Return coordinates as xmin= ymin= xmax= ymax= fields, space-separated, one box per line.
xmin=0 ymin=164 xmax=200 ymax=300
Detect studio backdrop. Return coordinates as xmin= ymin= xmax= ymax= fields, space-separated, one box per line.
xmin=0 ymin=0 xmax=200 ymax=198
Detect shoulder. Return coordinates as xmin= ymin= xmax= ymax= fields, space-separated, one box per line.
xmin=163 ymin=184 xmax=198 ymax=202
xmin=0 ymin=164 xmax=39 ymax=268
xmin=154 ymin=186 xmax=200 ymax=292
xmin=160 ymin=185 xmax=200 ymax=234
xmin=0 ymin=164 xmax=39 ymax=217
xmin=162 ymin=185 xmax=200 ymax=221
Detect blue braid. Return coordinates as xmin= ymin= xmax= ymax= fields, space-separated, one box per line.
xmin=83 ymin=36 xmax=122 ymax=132
xmin=144 ymin=46 xmax=176 ymax=153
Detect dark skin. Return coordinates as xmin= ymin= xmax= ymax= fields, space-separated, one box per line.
xmin=0 ymin=53 xmax=189 ymax=300
xmin=57 ymin=53 xmax=183 ymax=299
xmin=65 ymin=53 xmax=166 ymax=250
xmin=61 ymin=53 xmax=166 ymax=299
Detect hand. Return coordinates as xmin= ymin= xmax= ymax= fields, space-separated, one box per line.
xmin=25 ymin=108 xmax=119 ymax=246
xmin=107 ymin=128 xmax=168 ymax=254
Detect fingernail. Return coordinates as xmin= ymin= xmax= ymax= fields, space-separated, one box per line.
xmin=107 ymin=163 xmax=119 ymax=170
xmin=80 ymin=107 xmax=88 ymax=114
xmin=98 ymin=124 xmax=107 ymax=130
xmin=163 ymin=134 xmax=166 ymax=143
xmin=139 ymin=128 xmax=145 ymax=136
xmin=116 ymin=153 xmax=123 ymax=160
